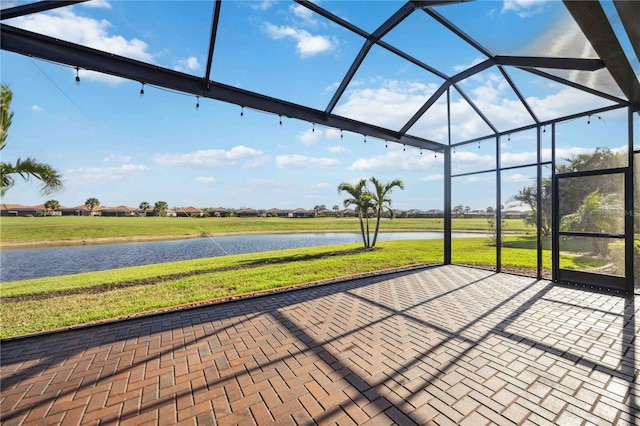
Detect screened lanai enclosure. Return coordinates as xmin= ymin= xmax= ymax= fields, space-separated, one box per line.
xmin=1 ymin=0 xmax=639 ymax=293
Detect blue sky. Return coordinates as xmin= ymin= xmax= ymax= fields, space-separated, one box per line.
xmin=1 ymin=0 xmax=635 ymax=211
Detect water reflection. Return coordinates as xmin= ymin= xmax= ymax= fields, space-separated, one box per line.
xmin=1 ymin=232 xmax=480 ymax=282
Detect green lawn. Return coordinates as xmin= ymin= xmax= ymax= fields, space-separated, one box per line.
xmin=1 ymin=236 xmax=602 ymax=338
xmin=0 ymin=216 xmax=531 ymax=246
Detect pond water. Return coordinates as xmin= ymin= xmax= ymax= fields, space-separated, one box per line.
xmin=0 ymin=232 xmax=482 ymax=282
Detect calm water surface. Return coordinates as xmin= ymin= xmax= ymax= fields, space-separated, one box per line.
xmin=0 ymin=232 xmax=480 ymax=282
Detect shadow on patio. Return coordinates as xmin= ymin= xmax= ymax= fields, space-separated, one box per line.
xmin=1 ymin=265 xmax=637 ymax=425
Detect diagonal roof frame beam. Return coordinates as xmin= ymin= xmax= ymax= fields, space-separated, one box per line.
xmin=563 ymin=0 xmax=640 ymax=108
xmin=613 ymin=0 xmax=640 ymax=106
xmin=452 ymin=82 xmax=499 ymax=134
xmin=498 ymin=66 xmax=538 ymax=124
xmin=324 ymin=1 xmax=419 ymax=113
xmin=0 ymin=0 xmax=88 ymax=20
xmin=522 ymin=67 xmax=629 ymax=105
xmin=0 ymin=23 xmax=446 ymax=152
xmin=294 ymin=0 xmax=459 ymax=82
xmin=422 ymin=7 xmax=493 ymax=58
xmin=201 ymin=0 xmax=222 ymax=90
xmin=493 ymin=56 xmax=604 ymax=71
xmin=400 ymin=59 xmax=493 ymax=133
xmin=294 ymin=0 xmax=450 ymax=120
xmin=419 ymin=6 xmax=500 ymax=133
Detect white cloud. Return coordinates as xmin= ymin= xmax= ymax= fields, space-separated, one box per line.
xmin=263 ymin=23 xmax=335 ymax=58
xmin=249 ymin=1 xmax=274 ymax=11
xmin=501 ymin=0 xmax=546 ymax=17
xmin=174 ymin=56 xmax=201 ymax=72
xmin=316 ymin=182 xmax=330 ymax=188
xmin=453 ymin=58 xmax=485 ymax=72
xmin=153 ymin=146 xmax=266 ymax=167
xmin=451 ymin=150 xmax=494 ymax=172
xmin=327 ymin=146 xmax=349 ymax=153
xmin=103 ymin=154 xmax=132 ymax=163
xmin=335 ymin=80 xmax=439 ymax=130
xmin=276 ymin=154 xmax=339 ymax=169
xmin=10 ymin=9 xmax=153 ymax=83
xmin=350 ymin=150 xmax=441 ymax=172
xmin=421 ymin=174 xmax=444 ymax=182
xmin=31 ymin=105 xmax=43 ymax=112
xmin=298 ymin=128 xmax=322 ymax=145
xmin=67 ymin=164 xmax=148 ymax=180
xmin=324 ymin=128 xmax=342 ymax=139
xmin=82 ymin=0 xmax=111 ymax=9
xmin=464 ymin=175 xmax=493 ymax=183
xmin=289 ymin=4 xmax=321 ymax=28
xmin=503 ymin=173 xmax=533 ymax=183
xmin=195 ymin=177 xmax=216 ymax=183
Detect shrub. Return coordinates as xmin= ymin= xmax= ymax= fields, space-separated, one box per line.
xmin=608 ymin=236 xmax=640 ymax=277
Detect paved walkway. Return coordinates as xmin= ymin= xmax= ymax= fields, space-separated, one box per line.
xmin=1 ymin=265 xmax=638 ymax=425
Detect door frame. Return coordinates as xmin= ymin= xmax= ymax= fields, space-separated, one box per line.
xmin=552 ymin=167 xmax=633 ymax=292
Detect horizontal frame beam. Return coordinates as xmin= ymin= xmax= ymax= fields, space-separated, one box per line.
xmin=0 ymin=24 xmax=445 ymax=152
xmin=0 ymin=1 xmax=88 ymax=20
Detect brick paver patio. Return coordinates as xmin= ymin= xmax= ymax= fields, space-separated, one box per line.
xmin=1 ymin=265 xmax=638 ymax=425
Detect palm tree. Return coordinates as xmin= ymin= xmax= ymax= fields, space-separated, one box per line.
xmin=44 ymin=199 xmax=60 ymax=216
xmin=338 ymin=179 xmax=369 ymax=248
xmin=139 ymin=201 xmax=150 ymax=217
xmin=0 ymin=84 xmax=63 ymax=197
xmin=153 ymin=201 xmax=168 ymax=217
xmin=85 ymin=197 xmax=100 ymax=216
xmin=369 ymin=177 xmax=404 ymax=247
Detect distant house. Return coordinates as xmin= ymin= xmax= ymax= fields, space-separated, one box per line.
xmin=315 ymin=209 xmax=335 ymax=217
xmin=339 ymin=208 xmax=357 ymax=217
xmin=289 ymin=208 xmax=311 ymax=218
xmin=60 ymin=205 xmax=95 ymax=216
xmin=237 ymin=208 xmax=258 ymax=217
xmin=31 ymin=203 xmax=63 ymax=216
xmin=100 ymin=205 xmax=136 ymax=217
xmin=176 ymin=206 xmax=203 ymax=217
xmin=406 ymin=209 xmax=427 ymax=218
xmin=209 ymin=207 xmax=228 ymax=217
xmin=503 ymin=210 xmax=531 ymax=219
xmin=0 ymin=203 xmax=39 ymax=217
xmin=265 ymin=208 xmax=289 ymax=218
xmin=424 ymin=209 xmax=444 ymax=218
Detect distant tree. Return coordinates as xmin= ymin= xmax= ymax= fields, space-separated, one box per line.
xmin=369 ymin=177 xmax=404 ymax=247
xmin=153 ymin=201 xmax=168 ymax=217
xmin=85 ymin=197 xmax=100 ymax=216
xmin=312 ymin=204 xmax=327 ymax=217
xmin=486 ymin=205 xmax=505 ymax=246
xmin=510 ymin=178 xmax=552 ymax=237
xmin=453 ymin=205 xmax=465 ymax=218
xmin=332 ymin=204 xmax=339 ymax=212
xmin=464 ymin=206 xmax=471 ymax=215
xmin=139 ymin=201 xmax=150 ymax=217
xmin=44 ymin=199 xmax=60 ymax=215
xmin=1 ymin=84 xmax=63 ymax=197
xmin=338 ymin=179 xmax=369 ymax=248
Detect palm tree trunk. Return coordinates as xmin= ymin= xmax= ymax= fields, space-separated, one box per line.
xmin=357 ymin=211 xmax=367 ymax=248
xmin=365 ymin=215 xmax=371 ymax=248
xmin=372 ymin=210 xmax=382 ymax=247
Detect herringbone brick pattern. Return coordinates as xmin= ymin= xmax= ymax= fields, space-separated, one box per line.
xmin=1 ymin=265 xmax=637 ymax=425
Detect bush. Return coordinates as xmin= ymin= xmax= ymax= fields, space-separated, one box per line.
xmin=608 ymin=236 xmax=640 ymax=277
